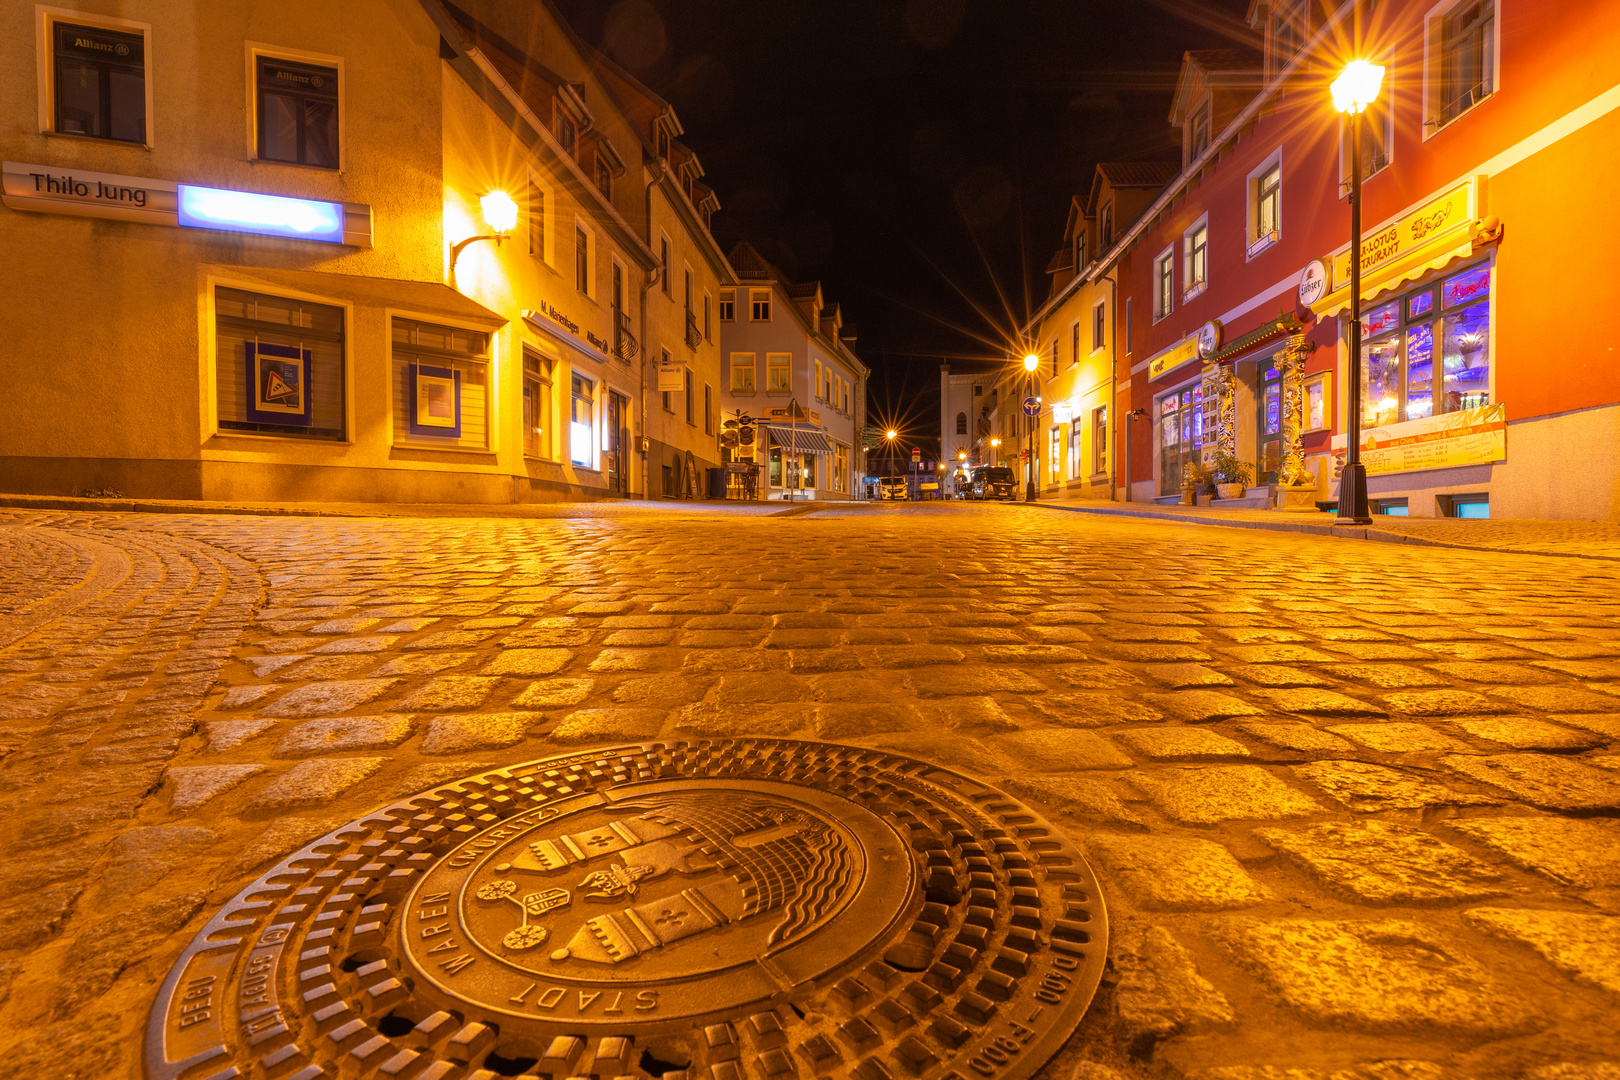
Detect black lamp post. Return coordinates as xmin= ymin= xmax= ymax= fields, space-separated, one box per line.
xmin=1332 ymin=59 xmax=1385 ymax=526
xmin=1022 ymin=353 xmax=1040 ymax=502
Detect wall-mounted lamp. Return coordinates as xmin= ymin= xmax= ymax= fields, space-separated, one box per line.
xmin=450 ymin=191 xmax=519 ymax=289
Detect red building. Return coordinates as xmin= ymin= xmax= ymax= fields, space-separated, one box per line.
xmin=1038 ymin=0 xmax=1620 ymax=518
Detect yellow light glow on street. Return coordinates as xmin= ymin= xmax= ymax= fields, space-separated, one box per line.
xmin=480 ymin=191 xmax=519 ymax=234
xmin=1331 ymin=60 xmax=1386 ymax=114
xmin=1023 ymin=354 xmax=1039 ymax=372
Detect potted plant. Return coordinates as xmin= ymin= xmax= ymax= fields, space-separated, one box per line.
xmin=1211 ymin=452 xmax=1253 ymax=500
xmin=1182 ymin=461 xmax=1212 ymax=506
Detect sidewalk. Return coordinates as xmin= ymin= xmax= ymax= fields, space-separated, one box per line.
xmin=1031 ymin=497 xmax=1620 ymax=560
xmin=0 ymin=492 xmax=802 ymax=519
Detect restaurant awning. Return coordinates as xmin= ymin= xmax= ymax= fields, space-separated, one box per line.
xmin=760 ymin=423 xmax=835 ymax=455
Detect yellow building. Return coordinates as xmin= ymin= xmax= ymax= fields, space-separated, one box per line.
xmin=0 ymin=0 xmax=729 ymax=503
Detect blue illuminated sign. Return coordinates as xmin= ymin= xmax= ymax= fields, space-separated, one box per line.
xmin=177 ymin=184 xmax=345 ymax=243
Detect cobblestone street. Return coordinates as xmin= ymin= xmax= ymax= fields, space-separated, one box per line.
xmin=1 ymin=502 xmax=1618 ymax=1080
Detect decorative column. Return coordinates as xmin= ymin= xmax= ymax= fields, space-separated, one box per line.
xmin=1273 ymin=331 xmax=1319 ymax=510
xmin=1212 ymin=362 xmax=1237 ymax=461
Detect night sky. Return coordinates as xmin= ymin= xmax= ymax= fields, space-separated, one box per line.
xmin=553 ymin=0 xmax=1255 ymax=444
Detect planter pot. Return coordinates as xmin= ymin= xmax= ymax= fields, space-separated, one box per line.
xmin=1216 ymin=483 xmax=1246 ymax=500
xmin=1196 ymin=493 xmax=1215 ymax=507
xmin=1181 ymin=485 xmax=1198 ymax=506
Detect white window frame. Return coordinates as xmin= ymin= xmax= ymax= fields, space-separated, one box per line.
xmin=1182 ymin=216 xmax=1209 ymax=302
xmin=1246 ymin=149 xmax=1283 ymax=259
xmin=1152 ymin=245 xmax=1175 ymax=322
xmin=574 ymin=219 xmax=597 ymax=300
xmin=719 ymin=289 xmax=735 ymax=322
xmin=37 ymin=7 xmax=155 ymax=147
xmin=1069 ymin=320 xmax=1081 ymax=368
xmin=1422 ymin=0 xmax=1500 ymax=140
xmin=765 ymin=352 xmax=791 ymax=391
xmin=1186 ymin=99 xmax=1211 ymax=163
xmin=813 ymin=360 xmax=822 ymax=400
xmin=730 ymin=352 xmax=756 ymax=393
xmin=750 ymin=289 xmax=772 ymax=321
xmin=1091 ymin=299 xmax=1107 ymax=355
xmin=244 ymin=41 xmax=346 ymax=170
xmin=388 ymin=309 xmax=500 ymax=453
xmin=1099 ymin=201 xmax=1115 ymax=247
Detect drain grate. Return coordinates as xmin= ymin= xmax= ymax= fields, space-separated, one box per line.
xmin=147 ymin=739 xmax=1107 ymax=1080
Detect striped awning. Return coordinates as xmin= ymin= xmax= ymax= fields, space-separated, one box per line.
xmin=760 ymin=423 xmax=835 ymax=455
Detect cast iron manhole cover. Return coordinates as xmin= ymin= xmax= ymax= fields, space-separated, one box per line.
xmin=148 ymin=739 xmax=1107 ymax=1080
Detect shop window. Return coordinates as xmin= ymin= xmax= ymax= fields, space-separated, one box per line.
xmin=256 ymin=55 xmax=339 ymax=168
xmin=214 ymin=286 xmax=345 ymax=441
xmin=1429 ymin=0 xmax=1495 ymax=131
xmin=1049 ymin=427 xmax=1061 ymax=483
xmin=1153 ymin=247 xmax=1174 ymax=320
xmin=766 ymin=353 xmax=791 ymax=391
xmin=570 ymin=373 xmax=595 ymax=466
xmin=719 ymin=290 xmax=735 ymax=321
xmin=801 ymin=453 xmax=817 ymax=489
xmin=392 ymin=317 xmax=490 ymax=450
xmin=1068 ymin=416 xmax=1083 ymax=479
xmin=731 ymin=352 xmax=756 ymax=392
xmin=1093 ymin=405 xmax=1108 ymax=476
xmin=1303 ymin=372 xmax=1331 ymax=432
xmin=522 ymin=348 xmax=554 ymax=459
xmin=835 ymin=445 xmax=849 ymax=493
xmin=751 ymin=290 xmax=771 ymax=321
xmin=52 ymin=20 xmax=146 ymax=143
xmin=1359 ymin=261 xmax=1492 ymax=429
xmin=1157 ymin=384 xmax=1205 ymax=497
xmin=1183 ymin=219 xmax=1208 ymax=298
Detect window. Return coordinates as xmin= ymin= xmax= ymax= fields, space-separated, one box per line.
xmin=1073 ymin=230 xmax=1086 ymax=271
xmin=814 ymin=361 xmax=822 ymax=399
xmin=1092 ymin=300 xmax=1106 ymax=353
xmin=256 ymin=56 xmax=338 ymax=167
xmin=719 ymin=290 xmax=735 ymax=321
xmin=751 ymin=290 xmax=771 ymax=321
xmin=1153 ymin=248 xmax=1175 ymax=320
xmin=1342 ymin=88 xmax=1393 ymax=185
xmin=1249 ymin=156 xmax=1282 ymax=255
xmin=522 ymin=348 xmax=554 ymax=458
xmin=1092 ymin=406 xmax=1108 ymax=475
xmin=956 ymin=412 xmax=968 ymax=436
xmin=1099 ymin=203 xmax=1114 ymax=247
xmin=660 ymin=236 xmax=671 ymax=296
xmin=1375 ymin=498 xmax=1410 ymax=516
xmin=1070 ymin=321 xmax=1080 ymax=367
xmin=214 ymin=286 xmax=345 ymax=441
xmin=704 ymin=293 xmax=712 ymax=341
xmin=684 ymin=268 xmax=694 ymax=328
xmin=595 ymin=157 xmax=613 ymax=199
xmin=731 ymin=353 xmax=756 ymax=392
xmin=801 ymin=453 xmax=817 ymax=489
xmin=704 ymin=385 xmax=714 ymax=434
xmin=1188 ymin=102 xmax=1210 ymax=161
xmin=1125 ymin=298 xmax=1133 ymax=354
xmin=834 ymin=444 xmax=849 ymax=493
xmin=1157 ymin=384 xmax=1206 ymax=496
xmin=1049 ymin=427 xmax=1061 ymax=483
xmin=685 ymin=368 xmax=695 ymax=425
xmin=1068 ymin=416 xmax=1082 ymax=479
xmin=575 ymin=226 xmax=590 ymax=294
xmin=1444 ymin=494 xmax=1490 ymax=519
xmin=843 ymin=379 xmax=850 ymax=413
xmin=656 ymin=127 xmax=670 ymax=160
xmin=766 ymin=353 xmax=791 ymax=391
xmin=1271 ymin=0 xmax=1307 ymax=70
xmin=556 ymin=108 xmax=576 ymax=156
xmin=661 ymin=348 xmax=673 ymax=412
xmin=52 ymin=20 xmax=146 ymax=143
xmin=528 ymin=181 xmax=546 ymax=260
xmin=1184 ymin=220 xmax=1208 ymax=297
xmin=570 ymin=373 xmax=595 ymax=465
xmin=1358 ymin=262 xmax=1492 ymax=429
xmin=1433 ymin=0 xmax=1495 ymax=129
xmin=392 ymin=317 xmax=491 ymax=450
xmin=612 ymin=262 xmax=624 ymax=317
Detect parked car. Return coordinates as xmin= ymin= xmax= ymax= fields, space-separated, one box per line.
xmin=968 ymin=466 xmax=1016 ymax=501
xmin=879 ymin=475 xmax=909 ymax=500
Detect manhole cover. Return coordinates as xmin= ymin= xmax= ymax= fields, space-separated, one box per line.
xmin=148 ymin=739 xmax=1107 ymax=1080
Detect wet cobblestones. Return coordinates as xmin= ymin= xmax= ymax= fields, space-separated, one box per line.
xmin=0 ymin=504 xmax=1618 ymax=1078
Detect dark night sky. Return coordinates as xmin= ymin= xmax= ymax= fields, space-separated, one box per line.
xmin=553 ymin=0 xmax=1255 ymax=441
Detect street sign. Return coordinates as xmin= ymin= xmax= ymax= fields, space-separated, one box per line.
xmin=910 ymin=447 xmax=921 ymax=461
xmin=1022 ymin=397 xmax=1040 ymax=416
xmin=1019 ymin=449 xmax=1029 ymax=460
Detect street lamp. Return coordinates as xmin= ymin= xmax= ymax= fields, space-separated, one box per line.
xmin=1332 ymin=59 xmax=1384 ymax=525
xmin=1022 ymin=353 xmax=1040 ymax=502
xmin=449 ymin=190 xmax=519 ymax=289
xmin=884 ymin=429 xmax=898 ymax=483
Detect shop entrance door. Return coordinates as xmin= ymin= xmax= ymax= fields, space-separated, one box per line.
xmin=606 ymin=391 xmax=629 ymax=494
xmin=1157 ymin=384 xmax=1204 ymax=496
xmin=1256 ymin=360 xmax=1281 ymax=485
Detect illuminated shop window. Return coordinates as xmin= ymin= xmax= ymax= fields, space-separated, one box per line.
xmin=523 ymin=348 xmax=554 ymax=459
xmin=570 ymin=373 xmax=596 ymax=466
xmin=1359 ymin=262 xmax=1492 ymax=429
xmin=257 ymin=56 xmax=339 ymax=168
xmin=215 ymin=287 xmax=345 ymax=441
xmin=392 ymin=317 xmax=490 ymax=450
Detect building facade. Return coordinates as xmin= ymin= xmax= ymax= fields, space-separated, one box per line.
xmin=0 ymin=0 xmax=732 ymax=503
xmin=1022 ymin=0 xmax=1620 ymax=519
xmin=720 ymin=242 xmax=868 ymax=500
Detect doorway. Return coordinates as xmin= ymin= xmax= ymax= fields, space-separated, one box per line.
xmin=606 ymin=391 xmax=629 ymax=494
xmin=1256 ymin=359 xmax=1281 ymax=486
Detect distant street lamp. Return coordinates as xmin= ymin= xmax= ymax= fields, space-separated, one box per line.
xmin=1332 ymin=59 xmax=1385 ymax=525
xmin=990 ymin=436 xmax=1001 ymax=467
xmin=1022 ymin=353 xmax=1040 ymax=502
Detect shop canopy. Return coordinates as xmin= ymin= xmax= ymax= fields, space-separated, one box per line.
xmin=760 ymin=423 xmax=834 ymax=455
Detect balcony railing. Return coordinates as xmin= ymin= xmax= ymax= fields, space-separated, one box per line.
xmin=684 ymin=310 xmax=703 ymax=349
xmin=614 ymin=309 xmax=638 ymax=362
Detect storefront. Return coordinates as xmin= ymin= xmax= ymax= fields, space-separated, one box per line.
xmin=762 ymin=423 xmax=834 ymax=499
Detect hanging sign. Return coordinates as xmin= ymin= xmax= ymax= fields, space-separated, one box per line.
xmin=1195 ymin=319 xmax=1223 ymax=358
xmin=656 ymin=362 xmax=685 ymax=392
xmin=1298 ymin=259 xmax=1329 ymax=307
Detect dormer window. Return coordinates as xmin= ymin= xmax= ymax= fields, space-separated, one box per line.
xmin=1189 ymin=102 xmax=1211 ymax=160
xmin=556 ymin=109 xmax=576 ymax=156
xmin=1073 ymin=229 xmax=1086 ymax=270
xmin=1099 ymin=203 xmax=1114 ymax=247
xmin=1271 ymin=0 xmax=1307 ymax=71
xmin=656 ymin=128 xmax=670 ymax=160
xmin=595 ymin=157 xmax=613 ymax=199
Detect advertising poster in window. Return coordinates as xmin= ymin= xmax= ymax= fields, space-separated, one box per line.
xmin=409 ymin=364 xmax=461 ymax=437
xmin=1331 ymin=403 xmax=1505 ymax=476
xmin=246 ymin=342 xmax=312 ymax=425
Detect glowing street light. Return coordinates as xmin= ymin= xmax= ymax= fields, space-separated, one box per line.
xmin=1020 ymin=353 xmax=1040 ymax=501
xmin=1333 ymin=59 xmax=1386 ymax=526
xmin=1023 ymin=353 xmax=1039 ymax=372
xmin=450 ymin=189 xmax=519 ymax=289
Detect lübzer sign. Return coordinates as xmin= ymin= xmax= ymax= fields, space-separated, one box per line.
xmin=1298 ymin=258 xmax=1330 ymax=308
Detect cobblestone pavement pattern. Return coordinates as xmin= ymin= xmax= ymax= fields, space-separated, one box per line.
xmin=1 ymin=503 xmax=1618 ymax=1080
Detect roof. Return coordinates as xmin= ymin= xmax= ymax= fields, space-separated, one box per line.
xmin=729 ymin=241 xmax=777 ymax=280
xmin=1095 ymin=161 xmax=1180 ymax=191
xmin=1171 ymin=47 xmax=1263 ymax=124
xmin=1183 ymin=48 xmax=1262 ymax=72
xmin=1045 ymin=248 xmax=1074 ymax=275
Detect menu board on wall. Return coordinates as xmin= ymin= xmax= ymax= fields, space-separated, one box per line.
xmin=1331 ymin=404 xmax=1506 ymax=476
